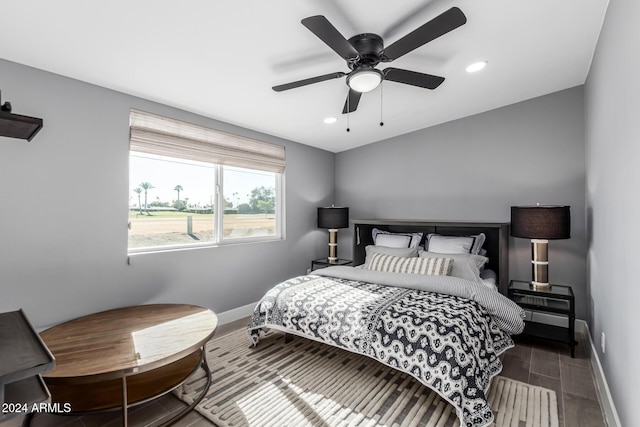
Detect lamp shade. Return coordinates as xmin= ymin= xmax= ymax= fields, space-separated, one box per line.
xmin=317 ymin=207 xmax=349 ymax=229
xmin=510 ymin=205 xmax=571 ymax=239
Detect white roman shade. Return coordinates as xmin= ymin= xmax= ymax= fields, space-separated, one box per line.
xmin=129 ymin=109 xmax=285 ymax=173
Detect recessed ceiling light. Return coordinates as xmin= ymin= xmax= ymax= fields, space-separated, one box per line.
xmin=466 ymin=61 xmax=487 ymax=73
xmin=324 ymin=117 xmax=337 ymax=124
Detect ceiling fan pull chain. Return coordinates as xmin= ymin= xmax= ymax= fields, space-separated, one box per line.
xmin=380 ymin=82 xmax=384 ymax=127
xmin=346 ymin=94 xmax=351 ymax=132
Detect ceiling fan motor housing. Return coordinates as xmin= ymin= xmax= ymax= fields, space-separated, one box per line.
xmin=347 ymin=33 xmax=384 ymax=69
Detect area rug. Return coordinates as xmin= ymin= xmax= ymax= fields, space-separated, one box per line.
xmin=176 ymin=329 xmax=559 ymax=427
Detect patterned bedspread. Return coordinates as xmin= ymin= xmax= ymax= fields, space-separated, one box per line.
xmin=248 ymin=267 xmax=525 ymax=427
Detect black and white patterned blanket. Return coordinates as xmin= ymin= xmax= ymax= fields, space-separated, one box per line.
xmin=248 ymin=266 xmax=525 ymax=427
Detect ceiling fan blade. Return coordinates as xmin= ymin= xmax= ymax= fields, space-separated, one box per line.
xmin=382 ymin=0 xmax=448 ymax=40
xmin=383 ymin=68 xmax=445 ymax=89
xmin=301 ymin=15 xmax=359 ymax=60
xmin=381 ymin=7 xmax=466 ymax=61
xmin=272 ymin=72 xmax=346 ymax=92
xmin=342 ymin=89 xmax=362 ymax=114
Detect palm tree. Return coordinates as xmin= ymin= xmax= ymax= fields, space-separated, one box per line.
xmin=133 ymin=187 xmax=143 ymax=214
xmin=174 ymin=185 xmax=183 ymax=210
xmin=139 ymin=182 xmax=154 ymax=215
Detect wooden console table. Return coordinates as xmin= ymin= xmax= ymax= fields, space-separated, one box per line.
xmin=39 ymin=304 xmax=218 ymax=426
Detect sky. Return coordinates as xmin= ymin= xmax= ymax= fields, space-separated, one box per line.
xmin=129 ymin=152 xmax=275 ymax=208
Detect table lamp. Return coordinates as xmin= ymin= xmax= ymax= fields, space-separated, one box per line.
xmin=317 ymin=206 xmax=349 ymax=263
xmin=510 ymin=204 xmax=570 ymax=289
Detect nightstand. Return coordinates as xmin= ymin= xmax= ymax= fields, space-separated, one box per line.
xmin=508 ymin=280 xmax=576 ymax=357
xmin=311 ymin=258 xmax=352 ymax=271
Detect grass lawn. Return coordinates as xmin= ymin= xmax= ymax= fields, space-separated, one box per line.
xmin=128 ymin=211 xmax=276 ymax=248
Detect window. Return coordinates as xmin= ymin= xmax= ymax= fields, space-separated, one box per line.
xmin=128 ymin=109 xmax=285 ymax=252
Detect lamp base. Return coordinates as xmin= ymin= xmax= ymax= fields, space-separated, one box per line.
xmin=530 ymin=239 xmax=550 ymax=290
xmin=327 ymin=229 xmax=338 ymax=263
xmin=530 ymin=281 xmax=551 ymax=290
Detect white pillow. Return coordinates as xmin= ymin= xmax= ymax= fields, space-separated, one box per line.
xmin=372 ymin=228 xmax=423 ymax=248
xmin=427 ymin=234 xmax=473 ymax=253
xmin=375 ymin=233 xmax=411 ymax=248
xmin=368 ymin=252 xmax=453 ymax=276
xmin=418 ymin=250 xmax=488 ymax=284
xmin=471 ymin=233 xmax=486 ymax=254
xmin=426 ymin=233 xmax=486 ymax=255
xmin=480 ymin=269 xmax=498 ymax=291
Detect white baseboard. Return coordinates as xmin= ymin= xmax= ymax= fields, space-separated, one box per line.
xmin=576 ymin=320 xmax=621 ymax=427
xmin=216 ymin=301 xmax=257 ymax=325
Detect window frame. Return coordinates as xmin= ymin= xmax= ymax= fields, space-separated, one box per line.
xmin=214 ymin=165 xmax=285 ymax=246
xmin=127 ymin=109 xmax=285 ymax=254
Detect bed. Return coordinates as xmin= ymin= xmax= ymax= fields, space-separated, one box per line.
xmin=248 ymin=220 xmax=525 ymax=427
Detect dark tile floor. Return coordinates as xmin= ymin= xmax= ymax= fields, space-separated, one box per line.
xmin=4 ymin=321 xmax=607 ymax=427
xmin=500 ymin=332 xmax=606 ymax=427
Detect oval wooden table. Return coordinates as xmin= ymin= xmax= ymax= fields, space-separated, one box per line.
xmin=39 ymin=304 xmax=218 ymax=426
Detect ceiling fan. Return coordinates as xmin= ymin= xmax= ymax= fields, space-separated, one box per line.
xmin=272 ymin=7 xmax=467 ymax=114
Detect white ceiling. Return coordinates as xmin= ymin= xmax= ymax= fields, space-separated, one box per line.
xmin=1 ymin=0 xmax=608 ymax=153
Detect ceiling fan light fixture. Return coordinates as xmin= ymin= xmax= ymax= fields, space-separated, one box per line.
xmin=323 ymin=117 xmax=337 ymax=124
xmin=466 ymin=61 xmax=487 ymax=73
xmin=347 ymin=68 xmax=383 ymax=93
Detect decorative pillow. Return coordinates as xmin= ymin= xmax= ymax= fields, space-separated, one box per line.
xmin=418 ymin=250 xmax=488 ymax=284
xmin=372 ymin=228 xmax=423 ymax=248
xmin=364 ymin=245 xmax=418 ymax=267
xmin=426 ymin=233 xmax=486 ymax=255
xmin=368 ymin=252 xmax=453 ymax=276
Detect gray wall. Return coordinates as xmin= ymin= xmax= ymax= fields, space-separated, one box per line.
xmin=0 ymin=58 xmax=334 ymax=329
xmin=585 ymin=0 xmax=638 ymax=424
xmin=336 ymin=87 xmax=588 ymax=319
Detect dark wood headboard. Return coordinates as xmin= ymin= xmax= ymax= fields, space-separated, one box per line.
xmin=352 ymin=219 xmax=510 ymax=295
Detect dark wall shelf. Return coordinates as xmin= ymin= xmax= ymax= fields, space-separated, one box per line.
xmin=0 ymin=310 xmax=55 ymax=421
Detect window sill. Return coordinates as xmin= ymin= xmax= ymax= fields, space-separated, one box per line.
xmin=127 ymin=235 xmax=284 ymax=259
